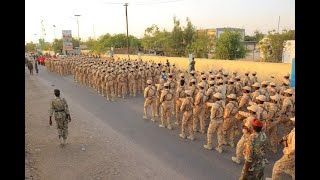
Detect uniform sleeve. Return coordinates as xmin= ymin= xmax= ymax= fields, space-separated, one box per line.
xmin=144 ymin=87 xmax=148 ymax=98
xmin=238 ymin=96 xmax=247 ymax=109
xmin=284 ymin=130 xmax=295 ymax=155
xmin=194 ymin=94 xmax=200 ymax=105
xmin=223 ymin=104 xmax=232 ymax=119
xmin=49 ymin=100 xmax=54 ymax=117
xmin=63 ymin=98 xmax=70 ymax=114
xmin=210 ymin=107 xmax=217 ymax=119
xmin=206 ymin=89 xmax=212 ymax=97
xmin=280 ymin=100 xmax=289 ymax=114
xmin=180 ymin=99 xmax=187 ymax=111
xmin=244 ymin=136 xmax=254 ymax=162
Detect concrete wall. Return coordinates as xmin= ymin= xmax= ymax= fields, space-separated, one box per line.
xmin=114 ymin=54 xmax=291 ymax=84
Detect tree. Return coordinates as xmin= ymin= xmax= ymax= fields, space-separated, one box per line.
xmin=52 ymin=39 xmax=63 ymax=54
xmin=188 ymin=31 xmax=210 ymax=58
xmin=214 ymin=29 xmax=246 ymax=60
xmin=254 ymin=30 xmax=265 ymax=43
xmin=25 ymin=42 xmax=36 ymax=52
xmin=267 ymin=30 xmax=295 ymax=62
xmin=183 ymin=17 xmax=196 ymax=55
xmin=170 ymin=16 xmax=184 ymax=56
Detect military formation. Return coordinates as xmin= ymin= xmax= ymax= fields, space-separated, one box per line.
xmin=45 ymin=55 xmax=295 ymax=180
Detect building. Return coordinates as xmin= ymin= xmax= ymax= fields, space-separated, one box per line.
xmin=282 ymin=40 xmax=295 ymax=63
xmin=216 ymin=28 xmax=245 ymax=40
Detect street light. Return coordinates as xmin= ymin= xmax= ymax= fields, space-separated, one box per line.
xmin=53 ymin=25 xmax=56 ymax=40
xmin=74 ymin=14 xmax=81 ymax=55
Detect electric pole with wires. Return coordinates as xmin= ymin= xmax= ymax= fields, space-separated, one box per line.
xmin=124 ymin=3 xmax=129 ymax=59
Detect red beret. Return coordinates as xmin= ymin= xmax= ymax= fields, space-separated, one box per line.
xmin=252 ymin=119 xmax=263 ymax=127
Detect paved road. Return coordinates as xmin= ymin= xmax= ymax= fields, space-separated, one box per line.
xmin=29 ymin=65 xmax=291 ymax=180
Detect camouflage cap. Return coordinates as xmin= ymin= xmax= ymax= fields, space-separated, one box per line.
xmin=227 ymin=94 xmax=237 ymax=99
xmin=223 ymin=72 xmax=229 ymax=76
xmin=284 ymin=72 xmax=290 ymax=77
xmin=209 ymin=80 xmax=215 ymax=85
xmin=283 ymin=79 xmax=290 ymax=85
xmin=247 ymin=105 xmax=258 ymax=112
xmin=284 ymin=88 xmax=294 ymax=94
xmin=198 ymin=82 xmax=206 ymax=88
xmin=242 ymin=86 xmax=251 ymax=91
xmin=201 ymin=74 xmax=207 ymax=79
xmin=270 ymin=82 xmax=276 ymax=86
xmin=164 ymin=82 xmax=170 ymax=87
xmin=147 ymin=80 xmax=152 ymax=85
xmin=270 ymin=95 xmax=279 ymax=101
xmin=218 ymin=79 xmax=224 ymax=84
xmin=245 ymin=71 xmax=250 ymax=74
xmin=200 ymin=71 xmax=205 ymax=74
xmin=256 ymin=95 xmax=266 ymax=101
xmin=252 ymin=71 xmax=257 ymax=75
xmin=252 ymin=82 xmax=261 ymax=87
xmin=213 ymin=92 xmax=223 ymax=99
xmin=190 ymin=70 xmax=195 ymax=74
xmin=180 ymin=73 xmax=185 ymax=78
xmin=235 ymin=76 xmax=241 ymax=80
xmin=190 ymin=79 xmax=196 ymax=83
xmin=168 ymin=73 xmax=173 ymax=76
xmin=228 ymin=78 xmax=235 ymax=83
xmin=261 ymin=81 xmax=268 ymax=85
xmin=209 ymin=74 xmax=215 ymax=79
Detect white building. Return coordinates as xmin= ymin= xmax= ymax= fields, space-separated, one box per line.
xmin=282 ymin=40 xmax=295 ymax=63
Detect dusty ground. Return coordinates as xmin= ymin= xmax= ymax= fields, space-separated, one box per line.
xmin=25 ymin=71 xmax=186 ymax=180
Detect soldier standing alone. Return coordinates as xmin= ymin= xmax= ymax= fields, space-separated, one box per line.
xmin=49 ymin=89 xmax=71 ymax=146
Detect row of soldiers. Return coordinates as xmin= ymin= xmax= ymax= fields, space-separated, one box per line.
xmin=45 ymin=56 xmax=295 ymax=179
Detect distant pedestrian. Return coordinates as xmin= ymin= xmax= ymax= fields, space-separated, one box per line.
xmin=190 ymin=57 xmax=195 ymax=72
xmin=34 ymin=60 xmax=39 ymax=74
xmin=27 ymin=61 xmax=33 ymax=75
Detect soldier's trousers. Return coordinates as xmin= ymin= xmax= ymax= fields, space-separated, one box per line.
xmin=181 ymin=110 xmax=193 ymax=136
xmin=144 ymin=98 xmax=155 ymax=119
xmin=239 ymin=166 xmax=264 ymax=180
xmin=271 ymin=154 xmax=295 ymax=180
xmin=114 ymin=82 xmax=118 ymax=96
xmin=55 ymin=118 xmax=68 ymax=140
xmin=156 ymin=97 xmax=161 ymax=117
xmin=106 ymin=83 xmax=115 ymax=100
xmin=235 ymin=133 xmax=250 ymax=160
xmin=161 ymin=102 xmax=173 ymax=126
xmin=223 ymin=117 xmax=236 ymax=143
xmin=193 ymin=106 xmax=206 ymax=132
xmin=128 ymin=82 xmax=137 ymax=96
xmin=140 ymin=79 xmax=145 ymax=94
xmin=206 ymin=120 xmax=223 ymax=148
xmin=118 ymin=82 xmax=127 ymax=98
xmin=267 ymin=124 xmax=278 ymax=153
xmin=175 ymin=99 xmax=182 ymax=124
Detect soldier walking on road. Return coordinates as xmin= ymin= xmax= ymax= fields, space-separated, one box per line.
xmin=239 ymin=119 xmax=268 ymax=180
xmin=49 ymin=89 xmax=71 ymax=146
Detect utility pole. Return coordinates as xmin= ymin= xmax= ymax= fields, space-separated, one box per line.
xmin=124 ymin=3 xmax=129 ymax=59
xmin=41 ymin=20 xmax=46 ymax=52
xmin=277 ymin=16 xmax=280 ymax=33
xmin=53 ymin=25 xmax=56 ymax=40
xmin=75 ymin=14 xmax=81 ymax=55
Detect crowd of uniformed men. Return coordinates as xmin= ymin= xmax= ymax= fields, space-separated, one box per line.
xmin=45 ymin=55 xmax=295 ymax=180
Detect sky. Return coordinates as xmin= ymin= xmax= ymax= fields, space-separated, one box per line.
xmin=25 ymin=0 xmax=295 ymax=44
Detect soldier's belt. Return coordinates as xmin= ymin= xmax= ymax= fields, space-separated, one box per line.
xmin=55 ymin=110 xmax=65 ymax=112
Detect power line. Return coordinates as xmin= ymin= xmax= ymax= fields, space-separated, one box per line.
xmin=103 ymin=0 xmax=186 ymax=6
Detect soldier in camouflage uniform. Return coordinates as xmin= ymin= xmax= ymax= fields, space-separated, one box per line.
xmin=242 ymin=71 xmax=251 ymax=87
xmin=179 ymin=90 xmax=195 ymax=140
xmin=232 ymin=105 xmax=258 ymax=164
xmin=128 ymin=68 xmax=137 ymax=97
xmin=155 ymin=79 xmax=165 ymax=118
xmin=49 ymin=89 xmax=71 ymax=145
xmin=280 ymin=89 xmax=295 ymax=135
xmin=159 ymin=82 xmax=174 ymax=130
xmin=266 ymin=95 xmax=281 ymax=154
xmin=193 ymin=82 xmax=207 ymax=133
xmin=266 ymin=117 xmax=295 ymax=180
xmin=239 ymin=119 xmax=268 ymax=180
xmin=204 ymin=93 xmax=225 ymax=153
xmin=250 ymin=71 xmax=258 ymax=84
xmin=143 ymin=80 xmax=156 ymax=122
xmin=175 ymin=75 xmax=187 ymax=125
xmin=222 ymin=94 xmax=239 ymax=148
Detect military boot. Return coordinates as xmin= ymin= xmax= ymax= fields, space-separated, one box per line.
xmin=215 ymin=147 xmax=223 ymax=153
xmin=167 ymin=124 xmax=173 ymax=130
xmin=231 ymin=156 xmax=241 ymax=164
xmin=179 ymin=133 xmax=186 ymax=139
xmin=203 ymin=144 xmax=213 ymax=150
xmin=187 ymin=135 xmax=195 ymax=141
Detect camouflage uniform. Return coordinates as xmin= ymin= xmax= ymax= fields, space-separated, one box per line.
xmin=268 ymin=126 xmax=295 ymax=180
xmin=143 ymin=80 xmax=156 ymax=122
xmin=128 ymin=69 xmax=137 ymax=97
xmin=155 ymin=79 xmax=165 ymax=117
xmin=222 ymin=94 xmax=239 ymax=147
xmin=239 ymin=130 xmax=268 ymax=180
xmin=159 ymin=84 xmax=174 ymax=129
xmin=204 ymin=94 xmax=225 ymax=153
xmin=175 ymin=83 xmax=186 ymax=125
xmin=179 ymin=91 xmax=194 ymax=140
xmin=280 ymin=89 xmax=295 ymax=135
xmin=242 ymin=72 xmax=251 ymax=87
xmin=266 ymin=96 xmax=281 ymax=154
xmin=49 ymin=96 xmax=70 ymax=141
xmin=193 ymin=83 xmax=206 ymax=133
